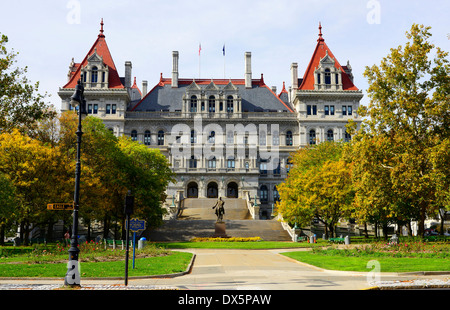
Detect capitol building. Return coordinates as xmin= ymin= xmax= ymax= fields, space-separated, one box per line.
xmin=58 ymin=21 xmax=363 ymax=219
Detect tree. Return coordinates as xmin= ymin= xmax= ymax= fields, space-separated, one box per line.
xmin=118 ymin=136 xmax=174 ymax=230
xmin=0 ymin=33 xmax=55 ymax=134
xmin=352 ymin=24 xmax=450 ymax=236
xmin=0 ymin=129 xmax=66 ymax=244
xmin=0 ymin=173 xmax=17 ymax=245
xmin=276 ymin=142 xmax=353 ymax=237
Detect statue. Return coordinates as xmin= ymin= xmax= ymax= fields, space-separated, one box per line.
xmin=212 ymin=197 xmax=225 ymax=222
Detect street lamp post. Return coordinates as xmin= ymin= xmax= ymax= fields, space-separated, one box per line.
xmin=64 ymin=79 xmax=87 ymax=287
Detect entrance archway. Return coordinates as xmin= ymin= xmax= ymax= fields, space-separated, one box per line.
xmin=227 ymin=182 xmax=238 ymax=198
xmin=187 ymin=182 xmax=198 ymax=198
xmin=207 ymin=182 xmax=218 ymax=198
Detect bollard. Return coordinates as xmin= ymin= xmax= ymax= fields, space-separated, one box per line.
xmin=138 ymin=237 xmax=147 ymax=249
xmin=344 ymin=235 xmax=350 ymax=245
xmin=310 ymin=236 xmax=314 ymax=243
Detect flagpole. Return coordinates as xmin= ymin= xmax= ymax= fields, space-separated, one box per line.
xmin=223 ymin=44 xmax=226 ymax=79
xmin=199 ymin=43 xmax=201 ymax=79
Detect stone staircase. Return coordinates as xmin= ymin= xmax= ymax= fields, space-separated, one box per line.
xmin=178 ymin=198 xmax=252 ymax=220
xmin=145 ymin=198 xmax=292 ymax=242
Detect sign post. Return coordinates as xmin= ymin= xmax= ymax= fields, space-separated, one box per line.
xmin=123 ymin=193 xmax=134 ymax=286
xmin=126 ymin=218 xmax=146 ymax=269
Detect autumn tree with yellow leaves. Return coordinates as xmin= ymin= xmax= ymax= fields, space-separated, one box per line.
xmin=348 ymin=24 xmax=450 ymax=237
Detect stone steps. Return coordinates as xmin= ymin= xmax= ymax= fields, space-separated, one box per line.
xmin=178 ymin=198 xmax=251 ymax=220
xmin=144 ymin=197 xmax=292 ymax=242
xmin=145 ymin=219 xmax=292 ymax=242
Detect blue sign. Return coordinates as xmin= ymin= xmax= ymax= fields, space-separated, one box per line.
xmin=127 ymin=218 xmax=146 ymax=232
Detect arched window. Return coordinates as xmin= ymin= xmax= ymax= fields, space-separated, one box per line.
xmin=144 ymin=130 xmax=151 ymax=145
xmin=91 ymin=66 xmax=98 ymax=83
xmin=324 ymin=68 xmax=331 ymax=85
xmin=208 ymin=96 xmax=215 ymax=113
xmin=131 ymin=130 xmax=138 ymax=141
xmin=157 ymin=130 xmax=164 ymax=145
xmin=285 ymin=131 xmax=293 ymax=146
xmin=260 ymin=185 xmax=268 ymax=202
xmin=309 ymin=130 xmax=316 ymax=145
xmin=327 ymin=129 xmax=334 ymax=141
xmin=227 ymin=96 xmax=234 ymax=113
xmin=190 ymin=96 xmax=197 ymax=112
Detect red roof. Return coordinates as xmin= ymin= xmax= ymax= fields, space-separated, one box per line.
xmin=62 ymin=19 xmax=124 ymax=89
xmin=299 ymin=23 xmax=358 ymax=91
xmin=131 ymin=77 xmax=142 ymax=96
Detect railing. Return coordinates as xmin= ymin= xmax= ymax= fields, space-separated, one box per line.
xmin=243 ymin=191 xmax=259 ymax=220
xmin=275 ymin=213 xmax=300 ymax=242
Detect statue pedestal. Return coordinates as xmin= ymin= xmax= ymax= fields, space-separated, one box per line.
xmin=213 ymin=221 xmax=229 ymax=238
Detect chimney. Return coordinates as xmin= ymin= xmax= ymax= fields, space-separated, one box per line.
xmin=142 ymin=80 xmax=148 ymax=97
xmin=125 ymin=61 xmax=132 ymax=88
xmin=291 ymin=62 xmax=298 ymax=90
xmin=172 ymin=51 xmax=179 ymax=88
xmin=245 ymin=52 xmax=252 ymax=88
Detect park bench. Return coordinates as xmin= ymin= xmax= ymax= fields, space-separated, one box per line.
xmin=296 ymin=236 xmax=307 ymax=242
xmin=423 ymin=236 xmax=438 ymax=242
xmin=30 ymin=238 xmax=46 ymax=245
xmin=328 ymin=237 xmax=345 ymax=244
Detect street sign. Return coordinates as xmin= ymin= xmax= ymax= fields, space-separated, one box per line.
xmin=47 ymin=203 xmax=74 ymax=210
xmin=126 ymin=218 xmax=146 ymax=232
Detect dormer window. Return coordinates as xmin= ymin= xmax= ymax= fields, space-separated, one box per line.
xmin=208 ymin=96 xmax=216 ymax=113
xmin=190 ymin=95 xmax=197 ymax=112
xmin=83 ymin=50 xmax=109 ymax=88
xmin=314 ymin=50 xmax=343 ymax=90
xmin=91 ymin=66 xmax=98 ymax=83
xmin=324 ymin=69 xmax=331 ymax=85
xmin=227 ymin=96 xmax=234 ymax=113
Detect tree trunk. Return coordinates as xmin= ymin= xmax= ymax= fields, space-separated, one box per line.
xmin=0 ymin=224 xmax=5 ymax=246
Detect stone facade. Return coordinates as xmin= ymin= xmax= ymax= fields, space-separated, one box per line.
xmin=58 ymin=21 xmax=363 ymax=219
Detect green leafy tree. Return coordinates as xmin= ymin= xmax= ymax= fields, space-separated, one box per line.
xmin=276 ymin=142 xmax=353 ymax=237
xmin=0 ymin=33 xmax=55 ymax=133
xmin=351 ymin=24 xmax=450 ymax=236
xmin=0 ymin=173 xmax=17 ymax=245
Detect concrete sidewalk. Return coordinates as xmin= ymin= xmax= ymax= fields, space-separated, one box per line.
xmin=1 ymin=248 xmax=449 ymax=290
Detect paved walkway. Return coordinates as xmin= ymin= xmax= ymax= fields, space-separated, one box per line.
xmin=1 ymin=248 xmax=449 ymax=291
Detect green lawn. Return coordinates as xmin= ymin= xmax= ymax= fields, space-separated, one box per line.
xmin=281 ymin=250 xmax=450 ymax=272
xmin=0 ymin=251 xmax=192 ymax=278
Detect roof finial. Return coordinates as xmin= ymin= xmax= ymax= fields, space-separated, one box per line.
xmin=318 ymin=22 xmax=324 ymax=42
xmin=99 ymin=18 xmax=105 ymax=38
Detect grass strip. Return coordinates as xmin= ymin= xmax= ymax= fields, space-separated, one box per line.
xmin=0 ymin=251 xmax=193 ymax=278
xmin=281 ymin=251 xmax=450 ymax=272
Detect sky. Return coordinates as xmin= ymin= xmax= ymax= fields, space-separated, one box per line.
xmin=0 ymin=0 xmax=449 ymax=111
